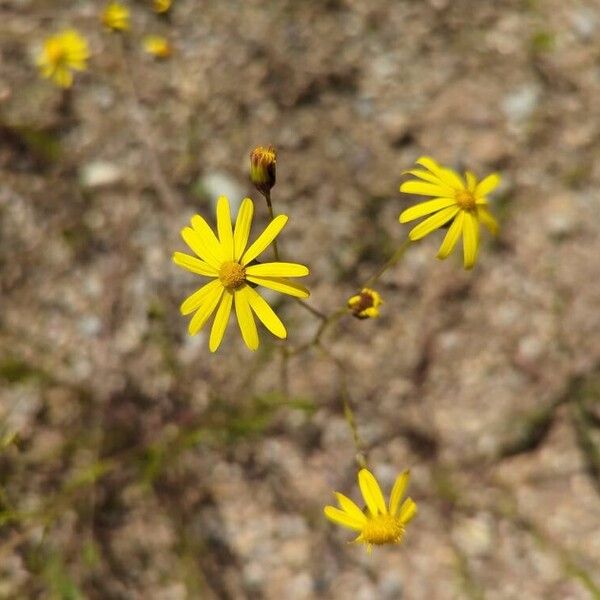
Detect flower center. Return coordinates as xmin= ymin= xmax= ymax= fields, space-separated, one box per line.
xmin=455 ymin=189 xmax=476 ymax=210
xmin=219 ymin=261 xmax=246 ymax=290
xmin=361 ymin=515 xmax=405 ymax=545
xmin=47 ymin=42 xmax=66 ymax=65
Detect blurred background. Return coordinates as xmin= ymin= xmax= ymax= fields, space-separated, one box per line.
xmin=1 ymin=0 xmax=600 ymax=598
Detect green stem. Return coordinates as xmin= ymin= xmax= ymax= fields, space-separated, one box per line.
xmin=318 ymin=344 xmax=367 ymax=468
xmin=362 ymin=237 xmax=411 ymax=288
xmin=264 ymin=190 xmax=280 ymax=261
xmin=263 ymin=189 xmax=327 ymax=321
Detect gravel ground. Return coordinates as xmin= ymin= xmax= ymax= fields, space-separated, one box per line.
xmin=1 ymin=0 xmax=600 ymax=598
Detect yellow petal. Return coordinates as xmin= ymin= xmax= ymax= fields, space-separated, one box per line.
xmin=233 ymin=198 xmax=254 ymax=261
xmin=462 ymin=210 xmax=480 ymax=270
xmin=358 ymin=469 xmax=387 ymax=516
xmin=245 ymin=262 xmax=309 ymax=278
xmin=234 ymin=286 xmax=259 ymax=350
xmin=399 ymin=198 xmax=456 ymax=223
xmin=400 ymin=181 xmax=450 ymax=197
xmin=216 ymin=196 xmax=234 ymax=261
xmin=241 ymin=215 xmax=288 ymax=266
xmin=172 ymin=252 xmax=218 ymax=276
xmin=408 ymin=206 xmax=460 ymax=241
xmin=437 ymin=211 xmax=465 ymax=260
xmin=323 ymin=506 xmax=364 ymax=531
xmin=439 ymin=167 xmax=465 ymax=190
xmin=398 ymin=497 xmax=417 ymax=525
xmin=404 ymin=168 xmax=448 ymax=187
xmin=389 ymin=470 xmax=410 ymax=517
xmin=55 ymin=68 xmax=73 ymax=88
xmin=180 ymin=279 xmax=222 ymax=315
xmin=245 ymin=276 xmax=309 ymax=299
xmin=245 ymin=286 xmax=287 ymax=339
xmin=475 ymin=173 xmax=500 ymax=198
xmin=347 ymin=295 xmax=360 ymax=307
xmin=465 ymin=171 xmax=477 ymax=193
xmin=188 ymin=286 xmax=223 ymax=336
xmin=335 ymin=492 xmax=367 ymax=524
xmin=415 ymin=156 xmax=464 ymax=190
xmin=189 ymin=216 xmax=223 ymax=268
xmin=209 ymin=290 xmax=233 ymax=352
xmin=478 ymin=206 xmax=499 ymax=235
xmin=415 ymin=156 xmax=443 ymax=176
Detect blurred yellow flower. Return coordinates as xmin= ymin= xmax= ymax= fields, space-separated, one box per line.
xmin=250 ymin=145 xmax=277 ymax=196
xmin=143 ymin=35 xmax=172 ymax=58
xmin=399 ymin=157 xmax=500 ymax=270
xmin=153 ymin=0 xmax=173 ymax=13
xmin=173 ymin=196 xmax=310 ymax=352
xmin=347 ymin=288 xmax=382 ymax=319
xmin=37 ymin=29 xmax=90 ymax=88
xmin=102 ymin=2 xmax=130 ymax=32
xmin=324 ymin=468 xmax=417 ymax=553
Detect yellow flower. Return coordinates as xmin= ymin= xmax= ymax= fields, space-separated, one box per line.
xmin=250 ymin=146 xmax=276 ymax=196
xmin=153 ymin=0 xmax=173 ymax=13
xmin=143 ymin=35 xmax=172 ymax=59
xmin=173 ymin=196 xmax=310 ymax=352
xmin=37 ymin=29 xmax=90 ymax=88
xmin=101 ymin=2 xmax=130 ymax=32
xmin=347 ymin=288 xmax=382 ymax=319
xmin=324 ymin=468 xmax=417 ymax=553
xmin=399 ymin=157 xmax=500 ymax=270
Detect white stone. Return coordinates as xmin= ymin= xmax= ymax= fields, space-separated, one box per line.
xmin=80 ymin=161 xmax=123 ymax=188
xmin=199 ymin=172 xmax=245 ymax=213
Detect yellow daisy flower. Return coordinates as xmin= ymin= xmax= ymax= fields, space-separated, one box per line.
xmin=324 ymin=468 xmax=417 ymax=553
xmin=399 ymin=157 xmax=500 ymax=270
xmin=101 ymin=2 xmax=130 ymax=32
xmin=37 ymin=29 xmax=90 ymax=88
xmin=347 ymin=288 xmax=382 ymax=319
xmin=153 ymin=0 xmax=172 ymax=13
xmin=143 ymin=35 xmax=172 ymax=59
xmin=173 ymin=196 xmax=310 ymax=352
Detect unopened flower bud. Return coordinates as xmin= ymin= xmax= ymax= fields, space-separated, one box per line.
xmin=347 ymin=288 xmax=383 ymax=319
xmin=250 ymin=145 xmax=276 ymax=196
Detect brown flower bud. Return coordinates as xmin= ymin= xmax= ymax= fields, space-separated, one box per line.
xmin=347 ymin=288 xmax=383 ymax=319
xmin=250 ymin=145 xmax=276 ymax=196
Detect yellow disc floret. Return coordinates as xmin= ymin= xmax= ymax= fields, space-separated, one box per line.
xmin=219 ymin=261 xmax=246 ymax=290
xmin=361 ymin=514 xmax=405 ymax=545
xmin=455 ymin=189 xmax=477 ymax=210
xmin=46 ymin=40 xmax=66 ymax=65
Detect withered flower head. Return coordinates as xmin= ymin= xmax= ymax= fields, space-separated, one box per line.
xmin=347 ymin=288 xmax=383 ymax=319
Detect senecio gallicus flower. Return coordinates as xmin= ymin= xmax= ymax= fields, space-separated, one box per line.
xmin=153 ymin=0 xmax=173 ymax=13
xmin=399 ymin=157 xmax=500 ymax=270
xmin=348 ymin=288 xmax=382 ymax=319
xmin=250 ymin=146 xmax=276 ymax=196
xmin=173 ymin=196 xmax=309 ymax=352
xmin=143 ymin=35 xmax=172 ymax=58
xmin=324 ymin=468 xmax=417 ymax=553
xmin=37 ymin=30 xmax=89 ymax=88
xmin=102 ymin=2 xmax=130 ymax=32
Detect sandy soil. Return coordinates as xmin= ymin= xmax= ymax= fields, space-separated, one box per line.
xmin=1 ymin=0 xmax=600 ymax=598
